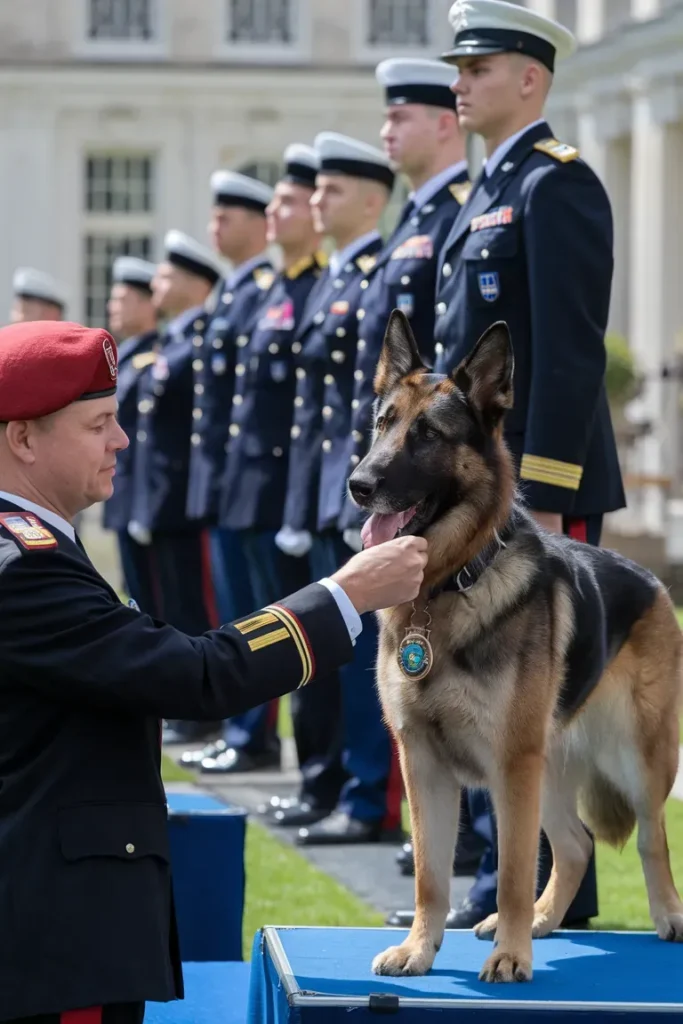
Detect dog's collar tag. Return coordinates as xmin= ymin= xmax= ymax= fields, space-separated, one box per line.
xmin=398 ymin=628 xmax=433 ymax=682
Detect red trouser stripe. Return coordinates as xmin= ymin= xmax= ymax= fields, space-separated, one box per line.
xmin=199 ymin=529 xmax=220 ymax=630
xmin=61 ymin=1009 xmax=103 ymax=1024
xmin=382 ymin=735 xmax=404 ymax=832
xmin=566 ymin=517 xmax=587 ymax=544
xmin=266 ymin=697 xmax=280 ymax=730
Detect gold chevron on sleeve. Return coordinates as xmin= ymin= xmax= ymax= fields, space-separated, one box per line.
xmin=247 ymin=627 xmax=290 ymax=652
xmin=267 ymin=604 xmax=314 ymax=687
xmin=234 ymin=611 xmax=278 ymax=635
xmin=520 ymin=454 xmax=583 ymax=490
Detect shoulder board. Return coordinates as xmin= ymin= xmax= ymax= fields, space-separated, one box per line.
xmin=533 ymin=138 xmax=579 ymax=163
xmin=132 ymin=351 xmax=157 ymax=371
xmin=253 ymin=267 xmax=275 ymax=291
xmin=315 ymin=249 xmax=329 ymax=270
xmin=449 ymin=181 xmax=473 ymax=205
xmin=0 ymin=512 xmax=58 ymax=550
xmin=285 ymin=255 xmax=315 ymax=280
xmin=356 ymin=254 xmax=377 ymax=274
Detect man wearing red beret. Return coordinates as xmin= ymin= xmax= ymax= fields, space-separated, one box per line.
xmin=0 ymin=319 xmax=428 ymax=1024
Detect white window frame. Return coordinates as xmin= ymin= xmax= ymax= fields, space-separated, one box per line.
xmin=351 ymin=0 xmax=449 ymax=63
xmin=75 ymin=0 xmax=167 ymax=60
xmin=217 ymin=0 xmax=312 ymax=64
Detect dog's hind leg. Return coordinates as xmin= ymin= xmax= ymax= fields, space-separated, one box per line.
xmin=372 ymin=735 xmax=460 ymax=977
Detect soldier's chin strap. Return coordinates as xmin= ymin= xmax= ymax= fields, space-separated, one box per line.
xmin=428 ymin=525 xmax=510 ymax=598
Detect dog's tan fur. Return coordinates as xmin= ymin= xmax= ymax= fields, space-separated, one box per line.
xmin=362 ymin=317 xmax=683 ymax=983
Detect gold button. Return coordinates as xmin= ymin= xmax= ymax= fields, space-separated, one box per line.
xmin=194 ymin=384 xmax=204 ymax=395
xmin=192 ymin=408 xmax=202 ymax=420
xmin=353 ymin=430 xmax=363 ymax=442
xmin=481 ymin=248 xmax=489 ymax=259
xmin=436 ymin=302 xmax=447 ymax=315
xmin=237 ymin=335 xmax=249 ymax=347
xmin=212 ymin=338 xmax=223 ymax=350
xmin=435 ymin=342 xmax=444 ymax=355
xmin=335 ymin=327 xmax=346 ymax=338
xmin=354 ymin=370 xmax=364 ymax=381
xmin=323 ymin=406 xmax=332 ymax=419
xmin=229 ymin=424 xmax=240 ymax=437
xmin=401 ymin=275 xmax=410 ymax=286
xmin=192 ymin=359 xmax=203 ymax=371
xmin=193 ymin=335 xmax=203 ymax=348
xmin=295 ymin=396 xmax=304 ymax=407
xmin=292 ymin=341 xmax=302 ymax=354
xmin=268 ymin=342 xmax=279 ymax=354
xmin=357 ymin=339 xmax=366 ymax=351
xmin=296 ymin=368 xmax=306 ymax=380
xmin=350 ymin=454 xmax=360 ymax=465
xmin=322 ymin=439 xmax=332 ymax=452
xmin=193 ymin=319 xmax=204 ymax=331
xmin=324 ymin=374 xmax=335 ymax=385
xmin=137 ymin=399 xmax=152 ymax=413
xmin=137 ymin=429 xmax=147 ymax=443
xmin=126 ymin=843 xmax=135 ymax=854
xmin=443 ymin=263 xmax=452 ymax=277
xmin=222 ymin=292 xmax=233 ymax=304
xmin=235 ymin=364 xmax=245 ymax=376
xmin=331 ymin=350 xmax=345 ymax=364
xmin=233 ymin=394 xmax=243 ymax=405
xmin=273 ymin=446 xmax=283 ymax=457
xmin=351 ymin=399 xmax=359 ymax=410
xmin=360 ymin=280 xmax=369 ymax=290
xmin=291 ymin=425 xmax=301 ymax=439
xmin=357 ymin=309 xmax=365 ymax=320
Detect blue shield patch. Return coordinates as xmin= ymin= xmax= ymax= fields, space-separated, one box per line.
xmin=211 ymin=353 xmax=227 ymax=375
xmin=270 ymin=360 xmax=288 ymax=383
xmin=397 ymin=293 xmax=414 ymax=317
xmin=478 ymin=272 xmax=500 ymax=302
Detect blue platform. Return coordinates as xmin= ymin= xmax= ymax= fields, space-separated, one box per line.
xmin=145 ymin=961 xmax=251 ymax=1024
xmin=248 ymin=926 xmax=683 ymax=1022
xmin=166 ymin=789 xmax=247 ymax=962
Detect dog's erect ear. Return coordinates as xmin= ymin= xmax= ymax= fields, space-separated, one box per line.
xmin=374 ymin=309 xmax=426 ymax=396
xmin=452 ymin=321 xmax=514 ymax=426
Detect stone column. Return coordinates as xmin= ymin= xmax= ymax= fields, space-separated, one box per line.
xmin=576 ymin=0 xmax=606 ymax=44
xmin=524 ymin=0 xmax=557 ymax=18
xmin=631 ymin=0 xmax=662 ymax=20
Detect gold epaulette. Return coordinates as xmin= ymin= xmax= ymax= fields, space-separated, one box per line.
xmin=533 ymin=138 xmax=579 ymax=163
xmin=253 ymin=267 xmax=275 ymax=291
xmin=356 ymin=254 xmax=377 ymax=275
xmin=131 ymin=351 xmax=157 ymax=371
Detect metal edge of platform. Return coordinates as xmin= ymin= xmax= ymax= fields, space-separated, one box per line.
xmin=261 ymin=926 xmax=683 ymax=1013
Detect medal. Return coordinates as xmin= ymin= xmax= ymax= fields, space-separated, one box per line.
xmin=398 ymin=603 xmax=433 ymax=682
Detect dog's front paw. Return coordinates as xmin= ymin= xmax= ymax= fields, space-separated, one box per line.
xmin=474 ymin=912 xmax=498 ymax=939
xmin=654 ymin=911 xmax=683 ymax=941
xmin=372 ymin=941 xmax=435 ymax=977
xmin=479 ymin=947 xmax=532 ymax=983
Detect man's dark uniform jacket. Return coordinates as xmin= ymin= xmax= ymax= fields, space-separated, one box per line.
xmin=0 ymin=500 xmax=352 ymax=1020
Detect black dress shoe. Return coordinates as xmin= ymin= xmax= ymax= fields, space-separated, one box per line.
xmin=179 ymin=739 xmax=228 ymax=768
xmin=296 ymin=811 xmax=402 ymax=846
xmin=162 ymin=722 xmax=221 ymax=745
xmin=200 ymin=748 xmax=281 ymax=774
xmin=385 ymin=899 xmax=490 ymax=929
xmin=256 ymin=794 xmax=302 ymax=816
xmin=272 ymin=802 xmax=332 ymax=828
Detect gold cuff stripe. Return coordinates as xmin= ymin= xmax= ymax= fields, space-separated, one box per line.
xmin=521 ymin=454 xmax=582 ymax=478
xmin=248 ymin=627 xmax=290 ymax=652
xmin=234 ymin=611 xmax=278 ymax=635
xmin=265 ymin=605 xmax=313 ymax=688
xmin=520 ymin=454 xmax=583 ymax=490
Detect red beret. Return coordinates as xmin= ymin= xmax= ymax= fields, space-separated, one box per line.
xmin=0 ymin=321 xmax=118 ymax=421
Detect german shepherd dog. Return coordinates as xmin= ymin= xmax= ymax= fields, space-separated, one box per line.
xmin=348 ymin=310 xmax=683 ymax=983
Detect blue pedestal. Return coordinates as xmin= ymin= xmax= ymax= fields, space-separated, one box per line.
xmin=247 ymin=926 xmax=683 ymax=1022
xmin=166 ymin=789 xmax=246 ymax=962
xmin=145 ymin=961 xmax=251 ymax=1024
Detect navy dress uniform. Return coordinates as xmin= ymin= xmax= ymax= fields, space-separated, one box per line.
xmin=0 ymin=317 xmax=362 ymax=1024
xmin=213 ymin=145 xmax=329 ymax=774
xmin=276 ymin=132 xmax=393 ymax=827
xmin=314 ymin=61 xmax=470 ymax=843
xmin=130 ymin=232 xmax=226 ymax=743
xmin=102 ymin=257 xmax=159 ymax=616
xmin=414 ymin=0 xmax=623 ymax=930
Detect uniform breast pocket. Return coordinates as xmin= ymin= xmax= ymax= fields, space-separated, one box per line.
xmin=58 ymin=802 xmax=170 ymax=864
xmin=462 ymin=227 xmax=519 ymax=309
xmin=384 ymin=259 xmax=428 ymax=320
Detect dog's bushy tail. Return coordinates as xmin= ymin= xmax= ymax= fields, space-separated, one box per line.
xmin=580 ymin=774 xmax=637 ymax=849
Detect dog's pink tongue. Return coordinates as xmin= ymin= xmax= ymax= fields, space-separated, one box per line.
xmin=361 ymin=507 xmax=417 ymax=548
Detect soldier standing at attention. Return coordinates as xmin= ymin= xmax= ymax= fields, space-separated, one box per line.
xmin=0 ymin=319 xmax=429 ymax=1024
xmin=267 ymin=132 xmax=393 ymax=828
xmin=299 ymin=59 xmax=470 ymax=847
xmin=180 ymin=171 xmax=276 ymax=772
xmin=209 ymin=145 xmax=328 ymax=775
xmin=102 ymin=256 xmax=159 ymax=615
xmin=389 ymin=0 xmax=626 ymax=932
xmin=129 ymin=230 xmax=225 ymax=746
xmin=9 ymin=268 xmax=68 ymax=323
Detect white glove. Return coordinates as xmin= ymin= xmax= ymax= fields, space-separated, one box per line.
xmin=343 ymin=529 xmax=363 ymax=553
xmin=127 ymin=520 xmax=152 ymax=546
xmin=275 ymin=526 xmax=313 ymax=557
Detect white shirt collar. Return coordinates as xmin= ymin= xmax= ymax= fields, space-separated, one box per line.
xmin=229 ymin=252 xmax=271 ymax=290
xmin=328 ymin=230 xmax=382 ymax=278
xmin=409 ymin=161 xmax=470 ymax=212
xmin=484 ymin=119 xmax=547 ymax=178
xmin=0 ymin=490 xmax=75 ymax=541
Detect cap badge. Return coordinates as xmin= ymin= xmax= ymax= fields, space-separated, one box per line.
xmin=103 ymin=339 xmax=117 ymax=380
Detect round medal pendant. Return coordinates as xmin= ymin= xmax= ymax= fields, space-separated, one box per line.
xmin=398 ymin=630 xmax=433 ymax=682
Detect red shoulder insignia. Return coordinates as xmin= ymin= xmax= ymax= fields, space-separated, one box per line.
xmin=0 ymin=512 xmax=58 ymax=549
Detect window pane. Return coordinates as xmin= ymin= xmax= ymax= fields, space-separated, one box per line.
xmin=84 ymin=235 xmax=153 ymax=327
xmin=229 ymin=0 xmax=292 ymax=43
xmin=88 ymin=0 xmax=154 ymax=41
xmin=368 ymin=0 xmax=428 ymax=46
xmin=85 ymin=154 xmax=155 ymax=213
xmin=237 ymin=160 xmax=282 ymax=188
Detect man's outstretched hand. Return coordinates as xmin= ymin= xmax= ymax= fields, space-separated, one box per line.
xmin=331 ymin=536 xmax=428 ymax=615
